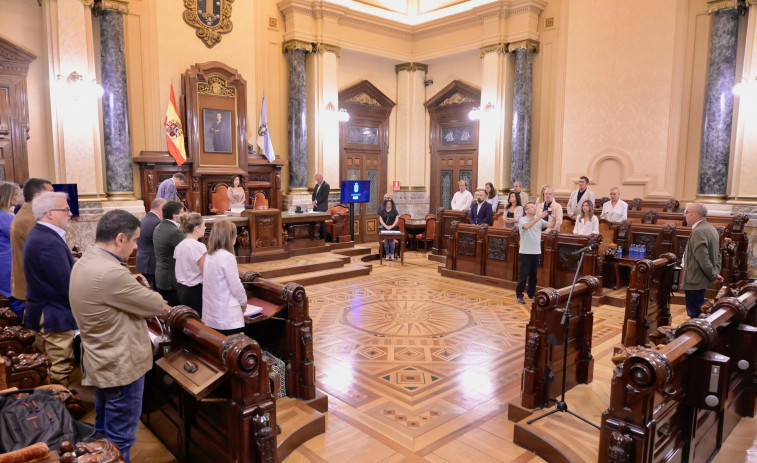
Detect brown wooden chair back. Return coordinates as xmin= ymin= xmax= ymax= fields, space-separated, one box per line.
xmin=254 ymin=192 xmax=268 ymax=209
xmin=210 ymin=184 xmax=230 ymax=214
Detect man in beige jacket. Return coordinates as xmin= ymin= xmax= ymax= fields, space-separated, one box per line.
xmin=69 ymin=209 xmax=166 ymax=463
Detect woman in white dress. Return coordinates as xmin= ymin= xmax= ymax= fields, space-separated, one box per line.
xmin=573 ymin=200 xmax=599 ymax=235
xmin=600 ymin=187 xmax=628 ymax=222
xmin=202 ymin=219 xmax=247 ymax=336
xmin=174 ymin=212 xmax=207 ymax=314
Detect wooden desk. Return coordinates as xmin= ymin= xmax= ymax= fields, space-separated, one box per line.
xmin=404 ymin=219 xmax=427 ymax=250
xmin=379 ymin=230 xmax=406 ymax=266
xmin=281 ymin=211 xmax=331 ymax=250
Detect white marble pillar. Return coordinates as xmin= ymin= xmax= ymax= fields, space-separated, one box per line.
xmin=44 ymin=0 xmax=105 ymax=201
xmin=306 ymin=43 xmax=340 ymax=203
xmin=394 ymin=63 xmax=427 ymax=189
xmin=477 ymin=44 xmax=513 ymax=195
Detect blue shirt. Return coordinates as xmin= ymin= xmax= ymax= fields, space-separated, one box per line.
xmin=0 ymin=211 xmax=13 ymax=297
xmin=518 ymin=216 xmax=545 ymax=255
xmin=156 ymin=178 xmax=178 ymax=202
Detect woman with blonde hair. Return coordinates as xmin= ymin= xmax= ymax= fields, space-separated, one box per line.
xmin=201 ymin=220 xmax=247 ymax=335
xmin=174 ymin=212 xmax=207 ymax=313
xmin=0 ymin=182 xmax=24 ymax=318
xmin=573 ymin=199 xmax=599 ymax=235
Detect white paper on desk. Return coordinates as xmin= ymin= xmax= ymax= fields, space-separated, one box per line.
xmin=244 ymin=304 xmax=264 ymax=316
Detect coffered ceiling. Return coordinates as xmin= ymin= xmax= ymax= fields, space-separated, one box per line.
xmin=326 ymin=0 xmax=501 ymax=25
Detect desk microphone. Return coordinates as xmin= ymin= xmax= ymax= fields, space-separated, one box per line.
xmin=571 ymin=243 xmax=599 ymax=255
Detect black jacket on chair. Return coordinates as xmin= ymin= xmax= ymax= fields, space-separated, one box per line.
xmin=312 ymin=181 xmax=330 ymax=212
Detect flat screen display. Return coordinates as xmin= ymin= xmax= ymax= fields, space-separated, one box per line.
xmin=52 ymin=183 xmax=79 ymax=217
xmin=340 ymin=180 xmax=371 ymax=204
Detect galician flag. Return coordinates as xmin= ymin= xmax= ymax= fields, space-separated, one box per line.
xmin=257 ymin=96 xmax=276 ymax=163
xmin=164 ymin=83 xmax=186 ymax=166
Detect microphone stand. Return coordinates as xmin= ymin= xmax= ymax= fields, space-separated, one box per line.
xmin=526 ymin=248 xmax=599 ymax=429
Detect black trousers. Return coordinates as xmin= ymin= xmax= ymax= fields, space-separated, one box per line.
xmin=177 ymin=282 xmax=203 ymax=315
xmin=157 ymin=288 xmax=179 ymax=307
xmin=216 ymin=327 xmax=245 ymax=336
xmin=516 ymin=253 xmax=540 ymax=298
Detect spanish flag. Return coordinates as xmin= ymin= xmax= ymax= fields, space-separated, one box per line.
xmin=164 ymin=83 xmax=186 ymax=166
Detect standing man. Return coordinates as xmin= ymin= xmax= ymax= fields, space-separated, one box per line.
xmin=10 ymin=178 xmax=53 ymax=307
xmin=210 ymin=112 xmax=227 ymax=151
xmin=153 ymin=201 xmax=186 ymax=306
xmin=70 ymin=209 xmax=166 ymax=463
xmin=536 ymin=186 xmax=563 ymax=231
xmin=681 ymin=203 xmax=723 ymax=318
xmin=136 ymin=197 xmax=166 ymax=290
xmin=23 ymin=191 xmax=76 ymax=386
xmin=312 ymin=173 xmax=330 ymax=239
xmin=155 ymin=173 xmax=186 ymax=202
xmin=512 ymin=181 xmax=529 ymax=207
xmin=451 ymin=180 xmax=473 ymax=211
xmin=516 ymin=202 xmax=555 ymax=304
xmin=469 ymin=190 xmax=493 ymax=225
xmin=566 ymin=176 xmax=596 ymax=220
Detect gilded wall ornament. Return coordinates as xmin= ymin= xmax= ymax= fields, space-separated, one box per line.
xmin=183 ymin=0 xmax=234 ymax=48
xmin=439 ymin=92 xmax=475 ymax=106
xmin=346 ymin=93 xmax=381 ymax=106
xmin=198 ymin=75 xmax=237 ymax=98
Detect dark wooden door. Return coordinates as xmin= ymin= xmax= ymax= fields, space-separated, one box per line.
xmin=341 ymin=151 xmax=381 ymax=242
xmin=0 ymin=38 xmax=35 ymax=183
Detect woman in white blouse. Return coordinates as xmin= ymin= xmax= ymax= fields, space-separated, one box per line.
xmin=484 ymin=182 xmax=499 ymax=210
xmin=600 ymin=187 xmax=628 ymax=222
xmin=573 ymin=200 xmax=599 ymax=235
xmin=174 ymin=212 xmax=207 ymax=314
xmin=202 ymin=219 xmax=247 ymax=336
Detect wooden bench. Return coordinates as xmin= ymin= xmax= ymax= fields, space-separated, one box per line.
xmin=431 ymin=208 xmax=469 ymax=257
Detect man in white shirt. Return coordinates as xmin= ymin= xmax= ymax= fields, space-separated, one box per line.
xmin=536 ymin=186 xmax=563 ymax=231
xmin=450 ymin=180 xmax=473 ymax=211
xmin=566 ymin=176 xmax=596 ymax=219
xmin=513 ymin=181 xmax=529 ymax=207
xmin=600 ymin=187 xmax=628 ymax=222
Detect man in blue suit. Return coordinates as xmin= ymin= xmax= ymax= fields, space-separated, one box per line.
xmin=469 ymin=189 xmax=493 ymax=226
xmin=135 ymin=197 xmax=166 ymax=290
xmin=23 ymin=191 xmax=76 ymax=386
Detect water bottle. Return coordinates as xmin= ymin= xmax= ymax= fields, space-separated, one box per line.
xmin=631 ymin=245 xmax=637 ymax=259
xmin=616 ymin=246 xmax=623 ymax=258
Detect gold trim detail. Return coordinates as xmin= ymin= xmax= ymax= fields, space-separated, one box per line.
xmin=346 ymin=92 xmax=381 ymax=106
xmin=198 ymin=75 xmax=237 ymax=98
xmin=707 ymin=0 xmax=740 ymax=13
xmin=695 ymin=193 xmax=728 ymax=204
xmin=312 ymin=42 xmax=342 ymax=58
xmin=282 ymin=40 xmax=313 ymax=53
xmin=439 ymin=92 xmax=475 ymax=106
xmin=507 ymin=39 xmax=540 ymax=53
xmin=395 ymin=62 xmax=429 ymax=74
xmin=93 ymin=0 xmax=129 ymax=14
xmin=80 ymin=0 xmax=95 ymax=6
xmin=182 ymin=0 xmax=234 ymax=49
xmin=479 ymin=43 xmax=506 ymax=58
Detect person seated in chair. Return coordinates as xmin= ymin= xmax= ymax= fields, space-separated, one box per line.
xmin=227 ymin=175 xmax=246 ymax=206
xmin=379 ymin=198 xmax=400 ymax=261
xmin=469 ymin=189 xmax=493 ymax=225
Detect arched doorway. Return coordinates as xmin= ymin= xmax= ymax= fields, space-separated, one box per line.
xmin=425 ymin=80 xmax=480 ymax=212
xmin=339 ymin=81 xmax=395 ymax=243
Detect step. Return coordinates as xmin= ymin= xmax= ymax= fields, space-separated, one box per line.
xmin=256 ymin=257 xmax=350 ymax=279
xmin=276 ymin=397 xmax=326 ymax=461
xmin=271 ymin=264 xmax=372 ymax=286
xmin=332 ymin=246 xmax=372 ymax=257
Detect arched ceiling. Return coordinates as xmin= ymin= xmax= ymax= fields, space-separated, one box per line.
xmin=325 ymin=0 xmax=501 ymax=25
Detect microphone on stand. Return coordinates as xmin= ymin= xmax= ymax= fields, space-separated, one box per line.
xmin=571 ymin=243 xmax=599 ymax=256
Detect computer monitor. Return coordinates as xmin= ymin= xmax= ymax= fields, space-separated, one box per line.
xmin=340 ymin=180 xmax=371 ymax=203
xmin=52 ymin=183 xmax=79 ymax=216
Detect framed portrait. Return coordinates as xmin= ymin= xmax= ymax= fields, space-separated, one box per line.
xmin=203 ymin=109 xmax=233 ymax=153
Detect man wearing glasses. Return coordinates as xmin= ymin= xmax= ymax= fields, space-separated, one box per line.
xmin=681 ymin=203 xmax=723 ymax=318
xmin=22 ymin=191 xmax=76 ymax=386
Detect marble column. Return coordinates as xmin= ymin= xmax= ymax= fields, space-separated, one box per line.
xmin=284 ymin=41 xmax=311 ymax=191
xmin=395 ymin=62 xmax=428 ymax=189
xmin=510 ymin=40 xmax=538 ymax=191
xmin=96 ymin=0 xmax=133 ymax=200
xmin=698 ymin=4 xmax=740 ymax=200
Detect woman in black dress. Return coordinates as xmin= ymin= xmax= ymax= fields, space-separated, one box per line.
xmin=378 ymin=199 xmax=400 ymax=260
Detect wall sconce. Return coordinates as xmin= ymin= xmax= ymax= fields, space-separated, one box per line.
xmin=468 ymin=102 xmax=495 ymax=121
xmin=325 ymin=101 xmax=350 ymax=122
xmin=733 ymin=76 xmax=757 ymax=98
xmin=55 ymin=71 xmax=104 ymax=101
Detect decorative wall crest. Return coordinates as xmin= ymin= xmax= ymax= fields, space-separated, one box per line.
xmin=439 ymin=92 xmax=475 ymax=106
xmin=346 ymin=92 xmax=381 ymax=106
xmin=198 ymin=75 xmax=237 ymax=98
xmin=183 ymin=0 xmax=234 ymax=48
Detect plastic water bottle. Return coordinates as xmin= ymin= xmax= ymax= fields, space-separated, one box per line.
xmin=631 ymin=245 xmax=638 ymax=259
xmin=616 ymin=246 xmax=623 ymax=258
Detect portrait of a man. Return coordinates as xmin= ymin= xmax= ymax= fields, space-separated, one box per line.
xmin=203 ymin=109 xmax=232 ymax=153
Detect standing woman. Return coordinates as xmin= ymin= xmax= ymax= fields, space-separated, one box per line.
xmin=573 ymin=200 xmax=599 ymax=235
xmin=174 ymin=212 xmax=207 ymax=314
xmin=378 ymin=198 xmax=399 ymax=261
xmin=202 ymin=220 xmax=247 ymax=336
xmin=503 ymin=192 xmax=524 ymax=228
xmin=0 ymin=182 xmax=24 ymax=318
xmin=227 ymin=175 xmax=246 ymax=206
xmin=600 ymin=187 xmax=628 ymax=222
xmin=485 ymin=182 xmax=499 ymax=210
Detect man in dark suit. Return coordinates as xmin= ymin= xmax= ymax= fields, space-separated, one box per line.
xmin=22 ymin=191 xmax=76 ymax=386
xmin=312 ymin=173 xmax=330 ymax=239
xmin=681 ymin=203 xmax=723 ymax=318
xmin=153 ymin=201 xmax=186 ymax=306
xmin=469 ymin=189 xmax=493 ymax=226
xmin=136 ymin=197 xmax=166 ymax=289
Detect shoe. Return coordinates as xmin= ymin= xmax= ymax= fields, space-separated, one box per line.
xmin=517 ymin=296 xmax=525 ymax=304
xmin=527 ymin=295 xmax=535 ymax=301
